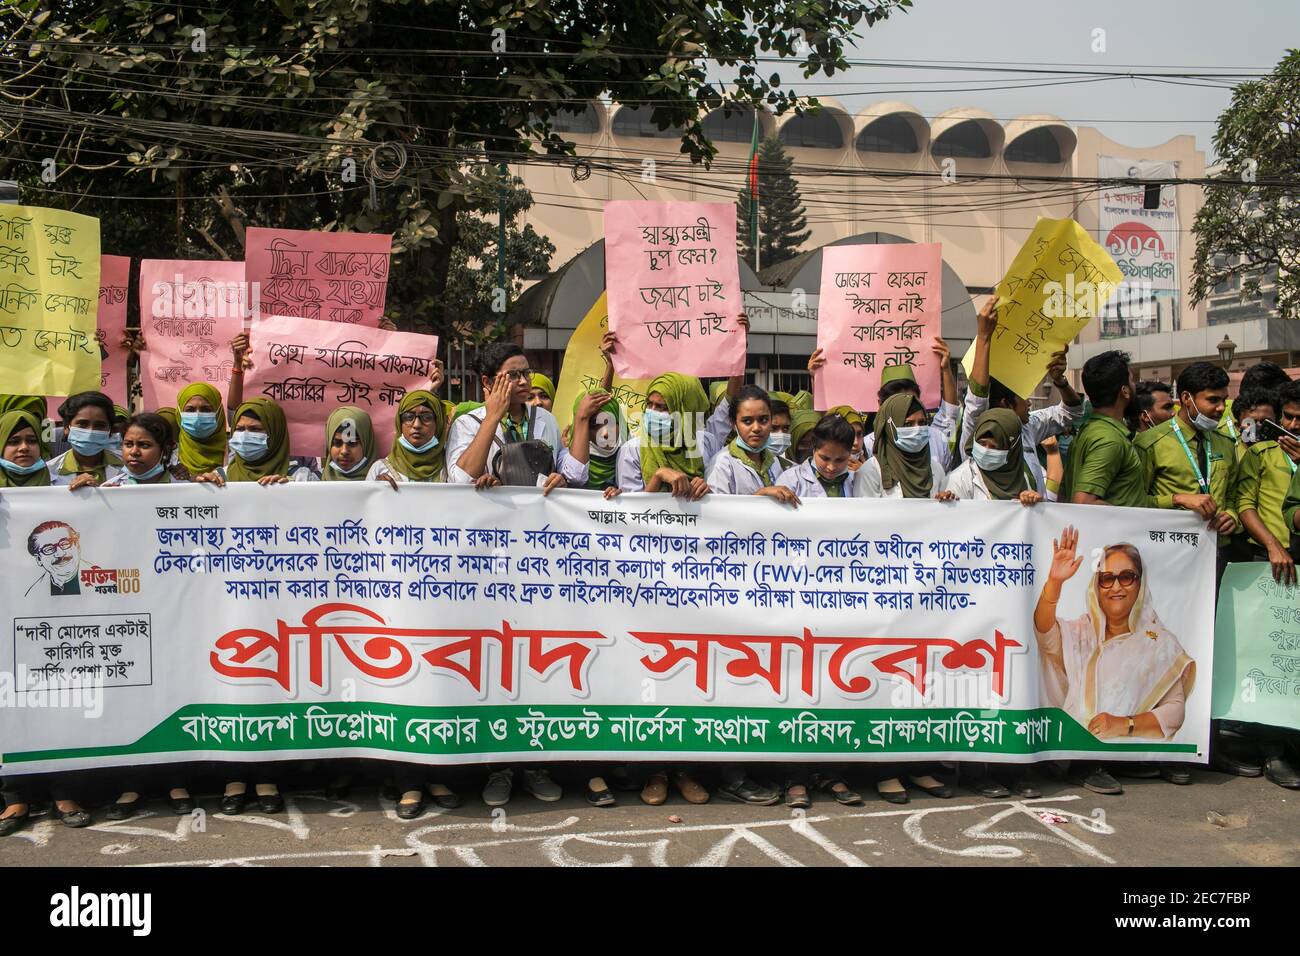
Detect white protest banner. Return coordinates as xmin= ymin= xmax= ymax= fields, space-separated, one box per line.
xmin=244 ymin=314 xmax=439 ymax=457
xmin=0 ymin=486 xmax=1213 ymax=773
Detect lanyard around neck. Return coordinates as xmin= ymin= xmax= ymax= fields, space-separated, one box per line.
xmin=1169 ymin=418 xmax=1210 ymax=494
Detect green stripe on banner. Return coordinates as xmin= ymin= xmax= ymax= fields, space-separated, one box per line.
xmin=2 ymin=702 xmax=1198 ymax=765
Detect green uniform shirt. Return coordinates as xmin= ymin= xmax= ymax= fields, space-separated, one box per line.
xmin=1134 ymin=416 xmax=1240 ymax=542
xmin=1236 ymin=440 xmax=1297 ymax=548
xmin=1058 ymin=413 xmax=1154 ymax=508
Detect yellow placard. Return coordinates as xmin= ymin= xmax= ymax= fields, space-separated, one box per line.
xmin=962 ymin=217 xmax=1121 ymax=399
xmin=0 ymin=205 xmax=101 ymax=396
xmin=553 ymin=290 xmax=651 ymax=436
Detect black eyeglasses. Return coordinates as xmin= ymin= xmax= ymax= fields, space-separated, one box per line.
xmin=400 ymin=412 xmax=436 ymax=425
xmin=1097 ymin=570 xmax=1140 ymax=589
xmin=37 ymin=536 xmax=78 ymax=557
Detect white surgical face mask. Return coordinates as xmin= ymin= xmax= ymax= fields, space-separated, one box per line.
xmin=971 ymin=443 xmax=1009 ymax=471
xmin=765 ymin=431 xmax=792 ymax=456
xmin=591 ymin=411 xmax=621 ymax=457
xmin=329 ymin=455 xmax=369 ymax=475
xmin=893 ymin=424 xmax=930 ymax=454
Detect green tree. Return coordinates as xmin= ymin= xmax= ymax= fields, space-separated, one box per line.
xmin=737 ymin=135 xmax=811 ymax=270
xmin=1191 ymin=49 xmax=1300 ymax=319
xmin=0 ymin=0 xmax=909 ymax=339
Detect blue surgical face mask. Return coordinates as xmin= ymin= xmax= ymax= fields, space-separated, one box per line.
xmin=1 ymin=455 xmax=47 ymax=476
xmin=971 ymin=443 xmax=1010 ymax=471
xmin=893 ymin=424 xmax=931 ymax=454
xmin=180 ymin=411 xmax=219 ymax=439
xmin=733 ymin=435 xmax=765 ymax=455
xmin=129 ymin=460 xmax=165 ymax=481
xmin=398 ymin=435 xmax=439 ymax=454
xmin=67 ymin=426 xmax=112 ymax=456
xmin=765 ymin=431 xmax=792 ymax=456
xmin=228 ymin=430 xmax=269 ymax=461
xmin=329 ymin=455 xmax=369 ymax=475
xmin=642 ymin=409 xmax=674 ymax=444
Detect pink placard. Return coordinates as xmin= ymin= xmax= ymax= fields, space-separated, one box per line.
xmin=604 ymin=201 xmax=745 ymax=379
xmin=244 ymin=314 xmax=439 ymax=457
xmin=46 ymin=254 xmax=132 ymax=418
xmin=245 ymin=226 xmax=391 ymax=327
xmin=813 ymin=243 xmax=943 ymax=412
xmin=138 ymin=259 xmax=248 ymax=412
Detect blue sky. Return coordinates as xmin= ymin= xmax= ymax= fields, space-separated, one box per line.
xmin=751 ymin=0 xmax=1297 ymax=159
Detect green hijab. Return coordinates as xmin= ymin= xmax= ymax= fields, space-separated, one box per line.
xmin=0 ymin=395 xmax=49 ymax=457
xmin=639 ymin=372 xmax=710 ymax=484
xmin=708 ymin=381 xmax=729 ymax=410
xmin=828 ymin=405 xmax=864 ymax=428
xmin=385 ymin=390 xmax=447 ymax=482
xmin=226 ymin=398 xmax=290 ymax=482
xmin=452 ymin=400 xmax=484 ymax=422
xmin=322 ymin=406 xmax=377 ymax=482
xmin=573 ymin=388 xmax=623 ymax=490
xmin=788 ymin=409 xmax=823 ymax=463
xmin=789 ymin=390 xmax=814 ymax=412
xmin=972 ymin=408 xmax=1031 ymax=500
xmin=156 ymin=407 xmax=180 ymax=445
xmin=175 ymin=382 xmax=228 ymax=474
xmin=0 ymin=411 xmax=51 ymax=487
xmin=874 ymin=393 xmax=933 ymax=498
xmin=768 ymin=390 xmax=795 ymax=407
xmin=530 ymin=373 xmax=556 ymax=402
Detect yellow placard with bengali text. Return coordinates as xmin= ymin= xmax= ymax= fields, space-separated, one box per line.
xmin=0 ymin=205 xmax=101 ymax=396
xmin=553 ymin=291 xmax=651 ymax=436
xmin=962 ymin=217 xmax=1121 ymax=399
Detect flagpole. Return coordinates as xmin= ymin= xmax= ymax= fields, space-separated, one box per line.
xmin=752 ymin=114 xmax=760 ymax=276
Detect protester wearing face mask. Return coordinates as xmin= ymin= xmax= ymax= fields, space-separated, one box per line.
xmin=48 ymin=392 xmax=124 ymax=489
xmin=1134 ymin=362 xmax=1238 ymax=556
xmin=174 ymin=382 xmax=228 ymax=476
xmin=192 ymin=398 xmax=292 ymax=488
xmin=0 ymin=410 xmax=50 ymax=489
xmin=854 ymin=394 xmax=957 ymax=501
xmin=706 ymin=386 xmax=797 ymax=503
xmin=946 ymin=409 xmax=1043 ymax=505
xmin=811 ymin=337 xmax=960 ymax=471
xmin=100 ymin=413 xmax=186 ymax=487
xmin=765 ymin=399 xmax=793 ymax=460
xmin=963 ymin=298 xmax=1084 ymax=491
xmin=786 ymin=409 xmax=823 ymax=466
xmin=616 ymin=372 xmax=715 ymax=497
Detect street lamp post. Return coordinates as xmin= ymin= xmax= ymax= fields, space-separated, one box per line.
xmin=1217 ymin=334 xmax=1237 ymax=369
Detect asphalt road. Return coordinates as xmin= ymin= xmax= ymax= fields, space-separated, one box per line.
xmin=1 ymin=767 xmax=1295 ymax=867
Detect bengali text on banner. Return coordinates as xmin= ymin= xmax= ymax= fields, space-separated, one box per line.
xmin=0 ymin=485 xmax=1214 ymax=772
xmin=604 ymin=200 xmax=745 ymax=380
xmin=244 ymin=314 xmax=439 ymax=457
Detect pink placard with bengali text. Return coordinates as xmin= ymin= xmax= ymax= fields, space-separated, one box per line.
xmin=813 ymin=243 xmax=942 ymax=412
xmin=604 ymin=201 xmax=745 ymax=379
xmin=137 ymin=259 xmax=248 ymax=413
xmin=245 ymin=314 xmax=439 ymax=457
xmin=46 ymin=254 xmax=132 ymax=418
xmin=245 ymin=226 xmax=391 ymax=327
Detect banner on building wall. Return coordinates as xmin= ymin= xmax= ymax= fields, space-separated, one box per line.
xmin=1097 ymin=156 xmax=1180 ymax=331
xmin=1 ymin=486 xmax=1213 ymax=772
